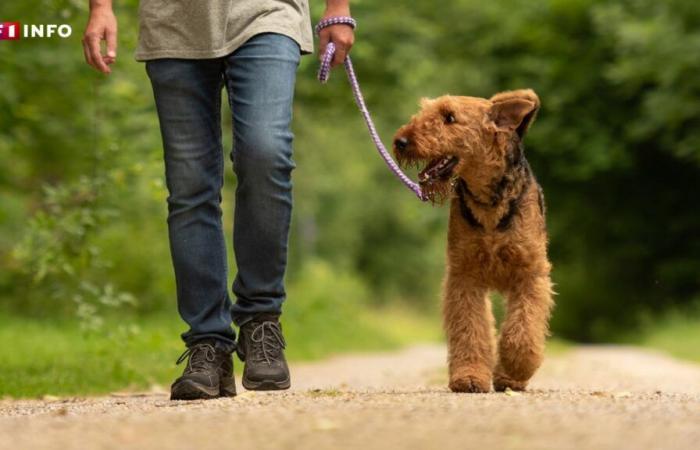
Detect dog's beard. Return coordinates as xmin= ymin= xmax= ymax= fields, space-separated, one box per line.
xmin=420 ymin=178 xmax=453 ymax=204
xmin=395 ymin=152 xmax=419 ymax=172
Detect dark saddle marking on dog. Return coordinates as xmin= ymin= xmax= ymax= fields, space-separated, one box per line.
xmin=458 ymin=177 xmax=498 ymax=209
xmin=495 ymin=177 xmax=531 ymax=231
xmin=454 ymin=151 xmax=535 ymax=232
xmin=459 ymin=138 xmax=527 ymax=209
xmin=455 ymin=179 xmax=485 ymax=230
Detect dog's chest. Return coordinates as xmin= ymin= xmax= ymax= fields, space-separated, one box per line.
xmin=447 ymin=218 xmax=540 ymax=284
xmin=472 ymin=234 xmax=526 ymax=266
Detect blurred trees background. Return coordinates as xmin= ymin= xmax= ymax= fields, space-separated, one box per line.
xmin=1 ymin=0 xmax=698 ymax=342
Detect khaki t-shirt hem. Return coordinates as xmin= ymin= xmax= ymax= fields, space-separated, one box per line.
xmin=134 ymin=24 xmax=313 ymax=61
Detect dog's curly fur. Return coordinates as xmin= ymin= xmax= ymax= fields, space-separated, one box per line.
xmin=394 ymin=90 xmax=554 ymax=393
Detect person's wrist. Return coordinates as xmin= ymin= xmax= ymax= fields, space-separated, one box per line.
xmin=89 ymin=7 xmax=113 ymax=17
xmin=323 ymin=8 xmax=351 ymax=19
xmin=89 ymin=0 xmax=113 ymax=14
xmin=90 ymin=0 xmax=113 ymax=8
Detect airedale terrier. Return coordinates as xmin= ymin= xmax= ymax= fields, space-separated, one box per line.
xmin=393 ymin=89 xmax=554 ymax=393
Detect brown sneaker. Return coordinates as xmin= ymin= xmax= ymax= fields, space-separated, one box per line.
xmin=237 ymin=315 xmax=291 ymax=390
xmin=170 ymin=339 xmax=237 ymax=400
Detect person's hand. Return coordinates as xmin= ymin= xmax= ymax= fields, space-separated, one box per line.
xmin=318 ymin=8 xmax=355 ymax=67
xmin=82 ymin=7 xmax=118 ymax=74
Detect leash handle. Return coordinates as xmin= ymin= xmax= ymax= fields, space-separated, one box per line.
xmin=316 ymin=18 xmax=427 ymax=201
xmin=314 ymin=16 xmax=357 ymax=36
xmin=316 ymin=16 xmax=356 ymax=83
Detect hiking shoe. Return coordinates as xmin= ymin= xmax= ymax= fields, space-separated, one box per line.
xmin=170 ymin=339 xmax=237 ymax=400
xmin=237 ymin=315 xmax=291 ymax=390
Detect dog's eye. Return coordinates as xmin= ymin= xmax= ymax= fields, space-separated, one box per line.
xmin=444 ymin=112 xmax=456 ymax=124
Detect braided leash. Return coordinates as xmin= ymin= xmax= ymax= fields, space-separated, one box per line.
xmin=315 ymin=17 xmax=427 ymax=201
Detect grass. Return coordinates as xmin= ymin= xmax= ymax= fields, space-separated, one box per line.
xmin=632 ymin=311 xmax=700 ymax=364
xmin=545 ymin=338 xmax=572 ymax=355
xmin=0 ymin=314 xmax=184 ymax=398
xmin=0 ymin=307 xmax=442 ymax=399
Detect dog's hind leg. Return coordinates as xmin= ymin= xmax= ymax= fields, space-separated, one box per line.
xmin=443 ymin=278 xmax=495 ymax=393
xmin=494 ymin=275 xmax=553 ymax=391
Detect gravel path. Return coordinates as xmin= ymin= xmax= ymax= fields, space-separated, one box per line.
xmin=1 ymin=344 xmax=699 ymax=450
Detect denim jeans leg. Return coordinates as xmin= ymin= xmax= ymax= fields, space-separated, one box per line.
xmin=146 ymin=59 xmax=237 ymax=349
xmin=223 ymin=33 xmax=301 ymax=325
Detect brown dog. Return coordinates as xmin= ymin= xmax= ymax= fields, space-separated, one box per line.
xmin=394 ymin=90 xmax=554 ymax=393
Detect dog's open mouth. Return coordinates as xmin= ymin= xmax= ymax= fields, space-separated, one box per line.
xmin=418 ymin=156 xmax=459 ymax=184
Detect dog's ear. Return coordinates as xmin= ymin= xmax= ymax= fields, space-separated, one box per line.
xmin=488 ymin=89 xmax=540 ymax=138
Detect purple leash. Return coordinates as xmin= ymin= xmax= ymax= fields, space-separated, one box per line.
xmin=316 ymin=17 xmax=427 ymax=201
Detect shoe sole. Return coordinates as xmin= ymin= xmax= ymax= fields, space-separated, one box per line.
xmin=170 ymin=379 xmax=221 ymax=400
xmin=241 ymin=376 xmax=291 ymax=391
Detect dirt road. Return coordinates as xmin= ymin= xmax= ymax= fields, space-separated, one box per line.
xmin=1 ymin=344 xmax=699 ymax=450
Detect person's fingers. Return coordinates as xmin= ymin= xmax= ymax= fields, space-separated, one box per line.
xmin=105 ymin=28 xmax=117 ymax=60
xmin=318 ymin=31 xmax=330 ymax=61
xmin=332 ymin=45 xmax=347 ymax=67
xmin=87 ymin=34 xmax=110 ymax=73
xmin=82 ymin=38 xmax=94 ymax=68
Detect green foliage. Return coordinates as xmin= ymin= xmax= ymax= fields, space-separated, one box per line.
xmin=11 ymin=172 xmax=137 ymax=327
xmin=1 ymin=0 xmax=699 ymax=343
xmin=626 ymin=299 xmax=700 ymax=363
xmin=283 ymin=259 xmax=442 ymax=358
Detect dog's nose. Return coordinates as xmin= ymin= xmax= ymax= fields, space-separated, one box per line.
xmin=394 ymin=137 xmax=409 ymax=151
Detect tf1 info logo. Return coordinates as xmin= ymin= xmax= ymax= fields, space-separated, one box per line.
xmin=0 ymin=22 xmax=73 ymax=40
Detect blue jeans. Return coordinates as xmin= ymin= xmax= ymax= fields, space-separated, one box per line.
xmin=146 ymin=33 xmax=300 ymax=350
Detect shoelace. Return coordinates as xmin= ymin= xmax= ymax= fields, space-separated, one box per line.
xmin=175 ymin=342 xmax=217 ymax=373
xmin=249 ymin=321 xmax=286 ymax=365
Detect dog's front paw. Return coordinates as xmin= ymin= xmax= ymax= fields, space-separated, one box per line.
xmin=493 ymin=372 xmax=528 ymax=392
xmin=448 ymin=367 xmax=491 ymax=393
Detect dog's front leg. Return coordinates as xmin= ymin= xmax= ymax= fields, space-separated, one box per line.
xmin=494 ymin=275 xmax=553 ymax=391
xmin=443 ymin=276 xmax=495 ymax=393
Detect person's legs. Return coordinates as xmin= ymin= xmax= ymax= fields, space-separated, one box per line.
xmin=224 ymin=33 xmax=300 ymax=326
xmin=146 ymin=59 xmax=237 ymax=350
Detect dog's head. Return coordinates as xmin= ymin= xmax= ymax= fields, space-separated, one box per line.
xmin=393 ymin=89 xmax=540 ymax=203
